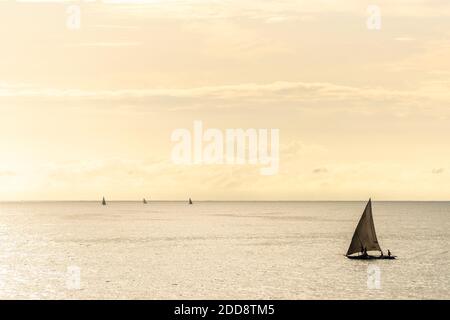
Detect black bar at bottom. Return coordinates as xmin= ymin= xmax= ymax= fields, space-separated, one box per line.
xmin=0 ymin=300 xmax=446 ymax=319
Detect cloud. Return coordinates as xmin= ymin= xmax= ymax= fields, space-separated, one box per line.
xmin=313 ymin=168 xmax=328 ymax=174
xmin=34 ymin=157 xmax=279 ymax=199
xmin=64 ymin=42 xmax=143 ymax=47
xmin=394 ymin=37 xmax=415 ymax=42
xmin=92 ymin=24 xmax=141 ymax=30
xmin=97 ymin=0 xmax=450 ymax=21
xmin=1 ymin=80 xmax=448 ymax=113
xmin=432 ymin=168 xmax=444 ymax=174
xmin=0 ymin=170 xmax=16 ymax=177
xmin=265 ymin=16 xmax=291 ymax=24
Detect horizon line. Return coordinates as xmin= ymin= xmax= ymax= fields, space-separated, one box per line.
xmin=1 ymin=199 xmax=449 ymax=203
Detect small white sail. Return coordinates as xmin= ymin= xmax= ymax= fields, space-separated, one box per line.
xmin=346 ymin=199 xmax=381 ymax=256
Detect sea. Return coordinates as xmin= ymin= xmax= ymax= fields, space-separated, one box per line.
xmin=0 ymin=201 xmax=448 ymax=299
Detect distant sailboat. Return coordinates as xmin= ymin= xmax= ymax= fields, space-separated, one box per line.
xmin=346 ymin=199 xmax=396 ymax=260
xmin=102 ymin=197 xmax=107 ymax=206
xmin=143 ymin=198 xmax=148 ymax=204
xmin=189 ymin=198 xmax=193 ymax=205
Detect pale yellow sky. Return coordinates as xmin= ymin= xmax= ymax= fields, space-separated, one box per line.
xmin=0 ymin=0 xmax=449 ymax=200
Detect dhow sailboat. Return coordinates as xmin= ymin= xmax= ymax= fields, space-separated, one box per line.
xmin=346 ymin=199 xmax=396 ymax=260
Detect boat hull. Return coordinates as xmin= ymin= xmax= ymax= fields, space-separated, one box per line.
xmin=346 ymin=255 xmax=396 ymax=260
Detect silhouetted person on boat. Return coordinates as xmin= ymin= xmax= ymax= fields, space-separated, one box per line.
xmin=388 ymin=250 xmax=391 ymax=257
xmin=361 ymin=247 xmax=368 ymax=257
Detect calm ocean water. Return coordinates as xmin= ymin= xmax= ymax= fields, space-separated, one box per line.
xmin=0 ymin=201 xmax=448 ymax=299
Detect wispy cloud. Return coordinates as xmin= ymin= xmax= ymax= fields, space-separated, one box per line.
xmin=97 ymin=0 xmax=450 ymax=20
xmin=92 ymin=24 xmax=141 ymax=30
xmin=1 ymin=81 xmax=449 ymax=114
xmin=394 ymin=37 xmax=415 ymax=42
xmin=64 ymin=42 xmax=143 ymax=47
xmin=265 ymin=16 xmax=291 ymax=24
xmin=0 ymin=170 xmax=16 ymax=177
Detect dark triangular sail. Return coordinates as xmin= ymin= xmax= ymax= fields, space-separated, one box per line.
xmin=346 ymin=199 xmax=381 ymax=256
xmin=102 ymin=197 xmax=107 ymax=206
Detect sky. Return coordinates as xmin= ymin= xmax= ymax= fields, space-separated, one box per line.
xmin=0 ymin=0 xmax=450 ymax=201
